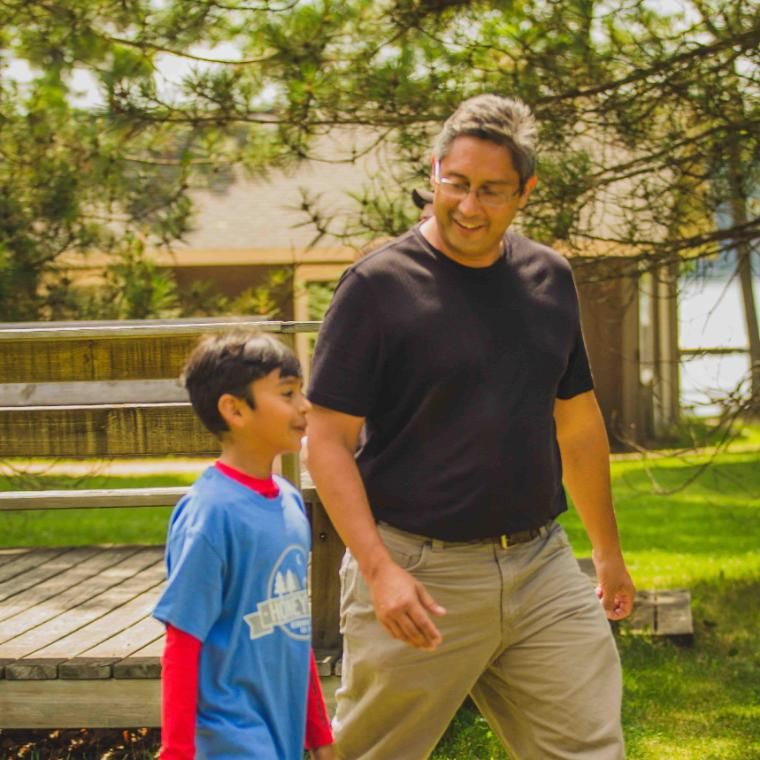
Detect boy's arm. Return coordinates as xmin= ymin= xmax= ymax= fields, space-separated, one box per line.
xmin=305 ymin=649 xmax=334 ymax=754
xmin=160 ymin=623 xmax=201 ymax=760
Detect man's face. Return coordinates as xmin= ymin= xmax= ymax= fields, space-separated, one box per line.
xmin=427 ymin=136 xmax=536 ymax=268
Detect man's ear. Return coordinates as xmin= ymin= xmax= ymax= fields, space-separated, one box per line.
xmin=518 ymin=175 xmax=538 ymax=209
xmin=218 ymin=393 xmax=245 ymax=429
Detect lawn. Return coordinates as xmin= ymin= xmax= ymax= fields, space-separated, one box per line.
xmin=1 ymin=438 xmax=758 ymax=759
xmin=0 ymin=470 xmax=196 ymax=546
xmin=433 ymin=444 xmax=760 ymax=760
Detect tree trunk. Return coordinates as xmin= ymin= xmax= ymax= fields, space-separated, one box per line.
xmin=727 ymin=137 xmax=760 ymax=414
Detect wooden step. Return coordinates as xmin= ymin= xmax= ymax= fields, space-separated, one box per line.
xmin=577 ymin=558 xmax=694 ymax=644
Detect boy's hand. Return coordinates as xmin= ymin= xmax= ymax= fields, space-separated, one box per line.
xmin=309 ymin=744 xmax=337 ymax=759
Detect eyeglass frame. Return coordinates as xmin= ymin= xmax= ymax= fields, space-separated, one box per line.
xmin=432 ymin=160 xmax=522 ymax=208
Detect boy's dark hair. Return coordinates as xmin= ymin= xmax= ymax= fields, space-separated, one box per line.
xmin=183 ymin=331 xmax=301 ymax=435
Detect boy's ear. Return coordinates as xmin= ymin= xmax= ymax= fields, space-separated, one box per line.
xmin=217 ymin=393 xmax=246 ymax=429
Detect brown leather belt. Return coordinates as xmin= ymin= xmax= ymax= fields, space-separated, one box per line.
xmin=378 ymin=520 xmax=555 ymax=550
xmin=496 ymin=521 xmax=555 ymax=548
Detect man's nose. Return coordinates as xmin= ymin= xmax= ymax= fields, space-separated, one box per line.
xmin=457 ymin=189 xmax=484 ymax=215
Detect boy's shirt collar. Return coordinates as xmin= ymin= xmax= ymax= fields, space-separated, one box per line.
xmin=214 ymin=460 xmax=280 ymax=498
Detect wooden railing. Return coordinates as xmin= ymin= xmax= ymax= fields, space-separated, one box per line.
xmin=0 ymin=318 xmax=344 ymax=729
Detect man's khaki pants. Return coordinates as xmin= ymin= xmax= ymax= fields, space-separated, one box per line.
xmin=333 ymin=521 xmax=624 ymax=760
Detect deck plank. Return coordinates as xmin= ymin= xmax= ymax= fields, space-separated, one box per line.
xmin=0 ymin=551 xmax=164 ymax=665
xmin=576 ymin=557 xmax=688 ymax=638
xmin=656 ymin=589 xmax=694 ymax=644
xmin=0 ymin=547 xmax=159 ymax=646
xmin=29 ymin=570 xmax=164 ymax=660
xmin=127 ymin=636 xmax=165 ymax=659
xmin=0 ymin=548 xmax=69 ymax=585
xmin=77 ymin=614 xmax=164 ymax=660
xmin=59 ymin=657 xmax=118 ymax=680
xmin=0 ymin=548 xmax=32 ymax=570
xmin=0 ymin=546 xmax=125 ymax=623
xmin=628 ymin=590 xmax=656 ymax=632
xmin=61 ymin=612 xmax=165 ymax=680
xmin=113 ymin=656 xmax=161 ymax=679
xmin=112 ymin=626 xmax=164 ymax=678
xmin=0 ymin=547 xmax=99 ymax=606
xmin=0 ymin=678 xmax=161 ymax=728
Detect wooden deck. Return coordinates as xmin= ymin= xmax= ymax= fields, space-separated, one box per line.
xmin=0 ymin=545 xmax=164 ymax=727
xmin=0 ymin=540 xmax=344 ymax=729
xmin=0 ymin=319 xmax=345 ymax=728
xmin=0 ymin=548 xmax=692 ymax=729
xmin=0 ymin=481 xmax=345 ymax=729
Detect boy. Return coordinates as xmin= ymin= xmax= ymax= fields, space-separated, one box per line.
xmin=153 ymin=332 xmax=335 ymax=759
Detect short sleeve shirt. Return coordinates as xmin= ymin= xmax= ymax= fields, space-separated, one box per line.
xmin=153 ymin=468 xmax=311 ymax=760
xmin=308 ymin=228 xmax=594 ymax=540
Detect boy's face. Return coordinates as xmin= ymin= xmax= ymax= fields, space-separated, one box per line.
xmin=232 ymin=369 xmax=311 ymax=457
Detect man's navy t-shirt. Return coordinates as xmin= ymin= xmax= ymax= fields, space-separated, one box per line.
xmin=308 ymin=227 xmax=594 ymax=541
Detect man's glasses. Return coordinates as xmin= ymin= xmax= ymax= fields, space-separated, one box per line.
xmin=433 ymin=161 xmax=520 ymax=208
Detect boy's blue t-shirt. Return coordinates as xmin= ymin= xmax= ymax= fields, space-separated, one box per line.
xmin=153 ymin=467 xmax=312 ymax=760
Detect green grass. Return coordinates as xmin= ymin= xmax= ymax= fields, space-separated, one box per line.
xmin=0 ymin=473 xmax=195 ymax=547
xmin=432 ymin=444 xmax=760 ymax=760
xmin=1 ymin=441 xmax=759 ymax=759
xmin=642 ymin=415 xmax=760 ymax=452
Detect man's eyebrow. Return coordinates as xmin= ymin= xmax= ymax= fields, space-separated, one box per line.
xmin=443 ymin=171 xmax=513 ymax=185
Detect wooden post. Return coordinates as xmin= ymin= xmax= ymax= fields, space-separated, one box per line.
xmin=304 ymin=489 xmax=344 ymax=656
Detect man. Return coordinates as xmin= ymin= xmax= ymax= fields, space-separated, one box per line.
xmin=307 ymin=94 xmax=635 ymax=760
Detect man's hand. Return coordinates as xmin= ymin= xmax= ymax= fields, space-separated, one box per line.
xmin=592 ymin=552 xmax=636 ymax=620
xmin=367 ymin=559 xmax=446 ymax=650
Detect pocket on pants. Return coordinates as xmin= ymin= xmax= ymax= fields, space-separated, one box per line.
xmin=338 ymin=532 xmax=430 ymax=634
xmin=550 ymin=522 xmax=572 ymax=550
xmin=377 ymin=525 xmax=429 ymax=574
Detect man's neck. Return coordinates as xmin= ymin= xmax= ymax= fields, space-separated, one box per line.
xmin=420 ymin=218 xmax=504 ymax=268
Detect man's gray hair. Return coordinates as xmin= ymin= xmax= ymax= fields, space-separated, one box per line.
xmin=433 ymin=94 xmax=538 ymax=190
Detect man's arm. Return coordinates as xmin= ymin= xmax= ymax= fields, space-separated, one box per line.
xmin=306 ymin=405 xmax=445 ymax=650
xmin=554 ymin=390 xmax=635 ymax=620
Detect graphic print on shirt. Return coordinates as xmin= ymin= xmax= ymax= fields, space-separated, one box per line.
xmin=243 ymin=544 xmax=311 ymax=641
